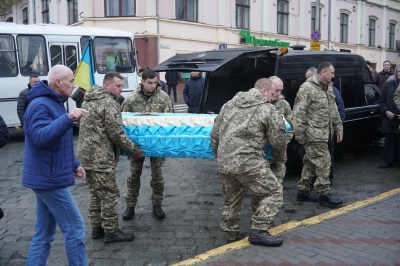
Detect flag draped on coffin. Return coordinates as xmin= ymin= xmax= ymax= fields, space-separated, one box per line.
xmin=74 ymin=38 xmax=95 ymax=91
xmin=121 ymin=113 xmax=216 ymax=158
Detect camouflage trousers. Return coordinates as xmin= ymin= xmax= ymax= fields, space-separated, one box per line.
xmin=270 ymin=161 xmax=286 ymax=184
xmin=297 ymin=142 xmax=331 ymax=195
xmin=124 ymin=157 xmax=165 ymax=207
xmin=220 ymin=165 xmax=283 ymax=240
xmin=86 ymin=169 xmax=120 ymax=234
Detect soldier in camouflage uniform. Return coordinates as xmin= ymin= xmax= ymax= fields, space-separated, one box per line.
xmin=269 ymin=76 xmax=294 ymax=183
xmin=210 ymin=78 xmax=287 ymax=247
xmin=121 ymin=69 xmax=173 ymax=221
xmin=293 ymin=61 xmax=344 ymax=206
xmin=77 ymin=71 xmax=143 ymax=243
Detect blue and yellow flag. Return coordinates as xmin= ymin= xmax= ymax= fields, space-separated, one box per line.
xmin=74 ymin=38 xmax=95 ymax=91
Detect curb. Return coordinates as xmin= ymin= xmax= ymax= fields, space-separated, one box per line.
xmin=172 ymin=188 xmax=400 ymax=266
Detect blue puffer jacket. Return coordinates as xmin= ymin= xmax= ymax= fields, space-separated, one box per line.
xmin=183 ymin=75 xmax=205 ymax=113
xmin=22 ymin=81 xmax=79 ymax=189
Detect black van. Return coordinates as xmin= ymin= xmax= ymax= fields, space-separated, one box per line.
xmin=154 ymin=47 xmax=383 ymax=162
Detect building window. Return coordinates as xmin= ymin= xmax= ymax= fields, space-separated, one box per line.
xmin=368 ymin=19 xmax=375 ymax=47
xmin=311 ymin=6 xmax=321 ymax=31
xmin=236 ymin=0 xmax=249 ymax=29
xmin=175 ymin=0 xmax=197 ymax=22
xmin=105 ymin=0 xmax=135 ymax=17
xmin=68 ymin=0 xmax=78 ymax=24
xmin=42 ymin=0 xmax=49 ymax=23
xmin=22 ymin=7 xmax=28 ymax=25
xmin=277 ymin=0 xmax=289 ymax=35
xmin=340 ymin=13 xmax=348 ymax=43
xmin=389 ymin=22 xmax=395 ymax=50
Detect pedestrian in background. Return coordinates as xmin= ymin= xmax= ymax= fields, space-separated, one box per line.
xmin=376 ymin=60 xmax=393 ymax=91
xmin=366 ymin=61 xmax=378 ymax=84
xmin=268 ymin=76 xmax=293 ymax=183
xmin=293 ymin=61 xmax=343 ymax=206
xmin=165 ymin=70 xmax=180 ymax=103
xmin=22 ymin=65 xmax=88 ymax=265
xmin=386 ymin=63 xmax=400 ymax=83
xmin=0 ymin=114 xmax=9 ymax=221
xmin=210 ymin=78 xmax=286 ymax=246
xmin=77 ymin=71 xmax=143 ymax=243
xmin=378 ymin=67 xmax=400 ymax=169
xmin=17 ymin=75 xmax=40 ymax=127
xmin=121 ymin=69 xmax=173 ymax=221
xmin=183 ymin=71 xmax=205 ymax=113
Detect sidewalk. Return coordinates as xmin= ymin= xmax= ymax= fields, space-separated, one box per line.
xmin=175 ymin=189 xmax=400 ymax=265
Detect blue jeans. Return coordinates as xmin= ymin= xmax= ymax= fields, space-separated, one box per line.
xmin=26 ymin=188 xmax=87 ymax=266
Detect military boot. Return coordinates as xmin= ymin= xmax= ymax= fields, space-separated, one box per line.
xmin=248 ymin=229 xmax=283 ymax=247
xmin=104 ymin=229 xmax=134 ymax=243
xmin=122 ymin=207 xmax=135 ymax=220
xmin=92 ymin=227 xmax=105 ymax=239
xmin=318 ymin=193 xmax=343 ymax=206
xmin=153 ymin=205 xmax=165 ymax=220
xmin=296 ymin=190 xmax=318 ymax=202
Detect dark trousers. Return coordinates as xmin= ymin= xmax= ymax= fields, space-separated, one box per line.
xmin=383 ymin=132 xmax=400 ymax=165
xmin=167 ymin=85 xmax=177 ymax=102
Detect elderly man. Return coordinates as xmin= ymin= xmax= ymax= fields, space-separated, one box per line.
xmin=268 ymin=76 xmax=293 ymax=183
xmin=211 ymin=78 xmax=286 ymax=246
xmin=23 ymin=65 xmax=88 ymax=265
xmin=293 ymin=61 xmax=343 ymax=206
xmin=78 ymin=71 xmax=143 ymax=243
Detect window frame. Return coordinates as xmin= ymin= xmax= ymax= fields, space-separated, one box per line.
xmin=340 ymin=13 xmax=348 ymax=43
xmin=235 ymin=0 xmax=250 ymax=29
xmin=67 ymin=0 xmax=78 ymax=25
xmin=22 ymin=7 xmax=28 ymax=25
xmin=368 ymin=18 xmax=376 ymax=47
xmin=311 ymin=6 xmax=321 ymax=31
xmin=277 ymin=0 xmax=289 ymax=35
xmin=42 ymin=0 xmax=49 ymax=23
xmin=389 ymin=22 xmax=395 ymax=50
xmin=105 ymin=0 xmax=135 ymax=17
xmin=175 ymin=0 xmax=198 ymax=22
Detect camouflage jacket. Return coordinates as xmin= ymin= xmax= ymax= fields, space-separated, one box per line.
xmin=293 ymin=75 xmax=343 ymax=143
xmin=272 ymin=95 xmax=294 ymax=143
xmin=122 ymin=84 xmax=173 ymax=113
xmin=77 ymin=85 xmax=141 ymax=171
xmin=210 ymin=88 xmax=287 ymax=175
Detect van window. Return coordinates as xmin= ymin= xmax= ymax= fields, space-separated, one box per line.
xmin=364 ymin=84 xmax=380 ymax=106
xmin=0 ymin=35 xmax=17 ymax=77
xmin=17 ymin=35 xmax=49 ymax=76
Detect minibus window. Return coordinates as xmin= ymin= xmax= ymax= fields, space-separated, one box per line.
xmin=0 ymin=35 xmax=17 ymax=77
xmin=93 ymin=37 xmax=135 ymax=74
xmin=17 ymin=35 xmax=49 ymax=76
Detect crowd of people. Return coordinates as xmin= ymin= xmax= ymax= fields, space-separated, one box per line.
xmin=5 ymin=59 xmax=399 ymax=264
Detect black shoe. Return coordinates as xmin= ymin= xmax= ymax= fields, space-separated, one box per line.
xmin=318 ymin=193 xmax=343 ymax=206
xmin=104 ymin=229 xmax=134 ymax=243
xmin=296 ymin=191 xmax=318 ymax=202
xmin=92 ymin=227 xmax=105 ymax=239
xmin=153 ymin=205 xmax=165 ymax=220
xmin=379 ymin=163 xmax=393 ymax=169
xmin=122 ymin=207 xmax=135 ymax=220
xmin=248 ymin=229 xmax=283 ymax=247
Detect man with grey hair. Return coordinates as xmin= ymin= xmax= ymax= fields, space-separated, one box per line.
xmin=211 ymin=78 xmax=286 ymax=246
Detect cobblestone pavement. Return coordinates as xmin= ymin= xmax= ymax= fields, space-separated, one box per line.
xmin=0 ymin=135 xmax=399 ymax=265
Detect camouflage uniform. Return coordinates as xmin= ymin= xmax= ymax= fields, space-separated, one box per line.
xmin=77 ymin=85 xmax=141 ymax=234
xmin=270 ymin=95 xmax=294 ymax=183
xmin=293 ymin=75 xmax=343 ymax=196
xmin=122 ymin=84 xmax=173 ymax=207
xmin=210 ymin=88 xmax=286 ymax=241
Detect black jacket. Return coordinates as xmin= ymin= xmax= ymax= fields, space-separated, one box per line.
xmin=379 ymin=78 xmax=400 ymax=134
xmin=17 ymin=84 xmax=32 ymax=126
xmin=376 ymin=69 xmax=394 ymax=91
xmin=183 ymin=75 xmax=205 ymax=113
xmin=0 ymin=115 xmax=9 ymax=149
xmin=165 ymin=71 xmax=180 ymax=86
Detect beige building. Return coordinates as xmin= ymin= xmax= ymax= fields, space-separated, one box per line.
xmin=1 ymin=0 xmax=399 ymax=71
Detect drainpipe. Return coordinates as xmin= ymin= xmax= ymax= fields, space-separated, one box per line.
xmin=328 ymin=0 xmax=331 ymax=49
xmin=156 ymin=0 xmax=160 ymax=64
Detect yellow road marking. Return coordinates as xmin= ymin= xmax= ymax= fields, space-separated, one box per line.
xmin=172 ymin=188 xmax=400 ymax=266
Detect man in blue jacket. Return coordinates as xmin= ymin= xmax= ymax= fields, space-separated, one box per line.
xmin=22 ymin=65 xmax=89 ymax=266
xmin=183 ymin=71 xmax=205 ymax=113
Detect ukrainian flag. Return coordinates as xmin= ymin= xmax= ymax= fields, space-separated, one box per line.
xmin=74 ymin=38 xmax=95 ymax=91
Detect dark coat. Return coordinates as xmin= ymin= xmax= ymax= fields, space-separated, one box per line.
xmin=0 ymin=115 xmax=9 ymax=149
xmin=332 ymin=86 xmax=345 ymax=123
xmin=183 ymin=75 xmax=205 ymax=113
xmin=16 ymin=84 xmax=32 ymax=126
xmin=165 ymin=71 xmax=179 ymax=86
xmin=22 ymin=81 xmax=80 ymax=190
xmin=376 ymin=69 xmax=394 ymax=91
xmin=379 ymin=78 xmax=400 ymax=134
